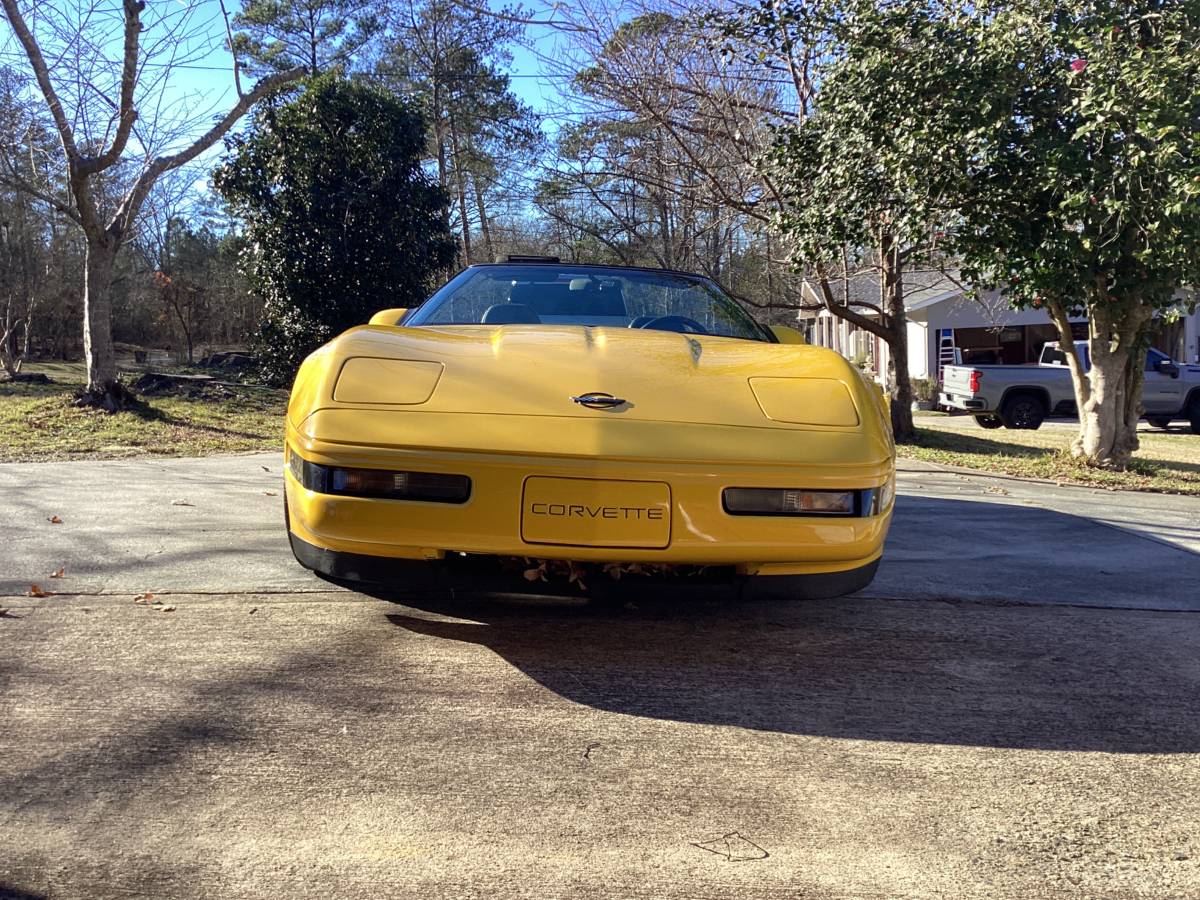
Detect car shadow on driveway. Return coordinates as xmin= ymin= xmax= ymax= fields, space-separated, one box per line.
xmin=380 ymin=595 xmax=1198 ymax=755
xmin=370 ymin=494 xmax=1200 ymax=755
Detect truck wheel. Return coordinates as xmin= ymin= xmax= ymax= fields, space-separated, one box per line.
xmin=974 ymin=414 xmax=1004 ymax=429
xmin=1000 ymin=394 xmax=1046 ymax=430
xmin=1146 ymin=417 xmax=1172 ymax=429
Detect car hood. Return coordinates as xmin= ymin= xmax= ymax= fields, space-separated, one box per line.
xmin=288 ymin=324 xmax=893 ymax=465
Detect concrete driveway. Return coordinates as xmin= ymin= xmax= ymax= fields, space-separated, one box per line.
xmin=2 ymin=454 xmax=1199 ymax=898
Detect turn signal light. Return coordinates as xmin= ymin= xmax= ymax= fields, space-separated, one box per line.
xmin=724 ymin=488 xmax=856 ymax=516
xmin=723 ymin=483 xmax=894 ymax=518
xmin=968 ymin=369 xmax=982 ymax=392
xmin=288 ymin=449 xmax=470 ymax=503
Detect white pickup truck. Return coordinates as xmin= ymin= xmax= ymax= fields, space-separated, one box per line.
xmin=939 ymin=341 xmax=1200 ymax=432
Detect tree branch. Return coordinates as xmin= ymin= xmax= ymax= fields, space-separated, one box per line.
xmin=218 ymin=0 xmax=245 ymax=98
xmin=0 ymin=166 xmax=82 ymax=226
xmin=813 ymin=270 xmax=894 ymax=342
xmin=0 ymin=0 xmax=82 ymax=162
xmin=84 ymin=0 xmax=144 ymax=174
xmin=114 ymin=66 xmax=305 ymax=236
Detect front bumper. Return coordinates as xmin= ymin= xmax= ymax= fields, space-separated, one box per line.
xmin=288 ymin=530 xmax=882 ymax=600
xmin=285 ymin=439 xmax=892 ymax=573
xmin=939 ymin=392 xmax=988 ymax=412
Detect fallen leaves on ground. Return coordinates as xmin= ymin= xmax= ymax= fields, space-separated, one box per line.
xmin=49 ymin=567 xmax=65 ymax=578
xmin=263 ymin=490 xmax=278 ymax=496
xmin=27 ymin=584 xmax=53 ymax=597
xmin=47 ymin=515 xmax=62 ymax=524
xmin=170 ymin=499 xmax=194 ymax=507
xmin=133 ymin=592 xmax=156 ymax=604
xmin=156 ymin=605 xmax=176 ymax=613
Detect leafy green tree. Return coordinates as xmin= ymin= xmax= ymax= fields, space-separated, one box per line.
xmin=733 ymin=0 xmax=979 ymax=441
xmin=233 ymin=0 xmax=380 ymax=77
xmin=213 ymin=75 xmax=456 ymax=384
xmin=950 ymin=1 xmax=1200 ymax=467
xmin=745 ymin=0 xmax=1200 ymax=465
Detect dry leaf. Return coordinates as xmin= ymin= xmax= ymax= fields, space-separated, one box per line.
xmin=156 ymin=605 xmax=176 ymax=613
xmin=48 ymin=515 xmax=63 ymax=524
xmin=49 ymin=567 xmax=65 ymax=579
xmin=27 ymin=584 xmax=53 ymax=597
xmin=133 ymin=591 xmax=155 ymax=604
xmin=523 ymin=567 xmax=543 ymax=582
xmin=263 ymin=490 xmax=278 ymax=496
xmin=171 ymin=499 xmax=194 ymax=507
xmin=567 ymin=563 xmax=588 ymax=591
xmin=261 ymin=466 xmax=270 ymax=472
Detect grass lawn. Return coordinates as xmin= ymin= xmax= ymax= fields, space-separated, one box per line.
xmin=0 ymin=362 xmax=286 ymax=463
xmin=903 ymin=417 xmax=1200 ymax=495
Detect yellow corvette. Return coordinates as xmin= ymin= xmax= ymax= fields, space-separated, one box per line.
xmin=284 ymin=259 xmax=895 ymax=599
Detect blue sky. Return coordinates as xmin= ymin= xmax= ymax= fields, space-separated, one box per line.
xmin=0 ymin=0 xmax=572 ymax=202
xmin=165 ymin=0 xmax=567 ymax=137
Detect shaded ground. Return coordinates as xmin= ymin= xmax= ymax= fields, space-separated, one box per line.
xmin=2 ymin=590 xmax=1198 ymax=899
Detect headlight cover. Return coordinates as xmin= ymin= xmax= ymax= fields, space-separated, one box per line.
xmin=333 ymin=357 xmax=444 ymax=404
xmin=748 ymin=377 xmax=860 ymax=427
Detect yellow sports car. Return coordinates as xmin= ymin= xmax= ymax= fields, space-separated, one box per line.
xmin=284 ymin=258 xmax=895 ymax=599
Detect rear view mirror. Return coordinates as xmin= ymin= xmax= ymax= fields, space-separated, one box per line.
xmin=368 ymin=308 xmax=409 ymax=327
xmin=1157 ymin=359 xmax=1180 ymax=378
xmin=770 ymin=325 xmax=807 ymax=345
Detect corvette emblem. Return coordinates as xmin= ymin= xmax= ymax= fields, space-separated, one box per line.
xmin=571 ymin=392 xmax=626 ymax=409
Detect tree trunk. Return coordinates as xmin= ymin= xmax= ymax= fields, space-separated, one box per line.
xmin=83 ymin=236 xmax=118 ymax=389
xmin=446 ymin=108 xmax=472 ymax=263
xmin=881 ymin=235 xmax=915 ymax=442
xmin=472 ymin=175 xmax=495 ymax=263
xmin=1071 ymin=306 xmax=1150 ymax=469
xmin=78 ymin=234 xmax=132 ymax=410
xmin=887 ymin=326 xmax=916 ymax=441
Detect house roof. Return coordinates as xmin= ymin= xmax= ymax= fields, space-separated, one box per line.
xmin=801 ymin=269 xmax=964 ymax=316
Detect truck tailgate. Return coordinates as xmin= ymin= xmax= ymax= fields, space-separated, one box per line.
xmin=942 ymin=366 xmax=976 ymax=393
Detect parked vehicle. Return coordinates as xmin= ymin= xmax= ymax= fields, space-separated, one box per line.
xmin=283 ymin=258 xmax=896 ymax=599
xmin=939 ymin=340 xmax=1200 ymax=432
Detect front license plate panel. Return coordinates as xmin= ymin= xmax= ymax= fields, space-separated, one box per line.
xmin=521 ymin=477 xmax=672 ymax=549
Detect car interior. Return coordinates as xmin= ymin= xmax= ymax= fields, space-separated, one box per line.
xmin=480 ymin=278 xmax=628 ymax=325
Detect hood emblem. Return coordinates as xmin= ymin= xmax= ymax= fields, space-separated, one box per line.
xmin=571 ymin=392 xmax=626 ymax=409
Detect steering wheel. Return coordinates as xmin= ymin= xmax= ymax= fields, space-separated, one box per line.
xmin=634 ymin=315 xmax=709 ymax=335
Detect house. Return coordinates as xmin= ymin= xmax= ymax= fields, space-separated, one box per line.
xmin=799 ymin=271 xmax=1200 ymax=383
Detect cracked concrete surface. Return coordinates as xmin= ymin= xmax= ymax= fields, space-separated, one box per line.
xmin=2 ymin=453 xmax=1199 ymax=898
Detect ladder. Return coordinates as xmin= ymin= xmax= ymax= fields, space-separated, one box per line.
xmin=936 ymin=328 xmax=959 ymax=379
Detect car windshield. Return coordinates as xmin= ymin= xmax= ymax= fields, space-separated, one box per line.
xmin=404 ymin=264 xmax=773 ymax=342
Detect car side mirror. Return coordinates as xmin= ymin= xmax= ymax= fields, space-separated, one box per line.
xmin=1157 ymin=359 xmax=1180 ymax=378
xmin=770 ymin=325 xmax=807 ymax=345
xmin=368 ymin=308 xmax=409 ymax=327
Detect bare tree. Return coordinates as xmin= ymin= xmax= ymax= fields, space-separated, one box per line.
xmin=534 ymin=0 xmax=810 ymax=310
xmin=0 ymin=0 xmax=302 ymax=407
